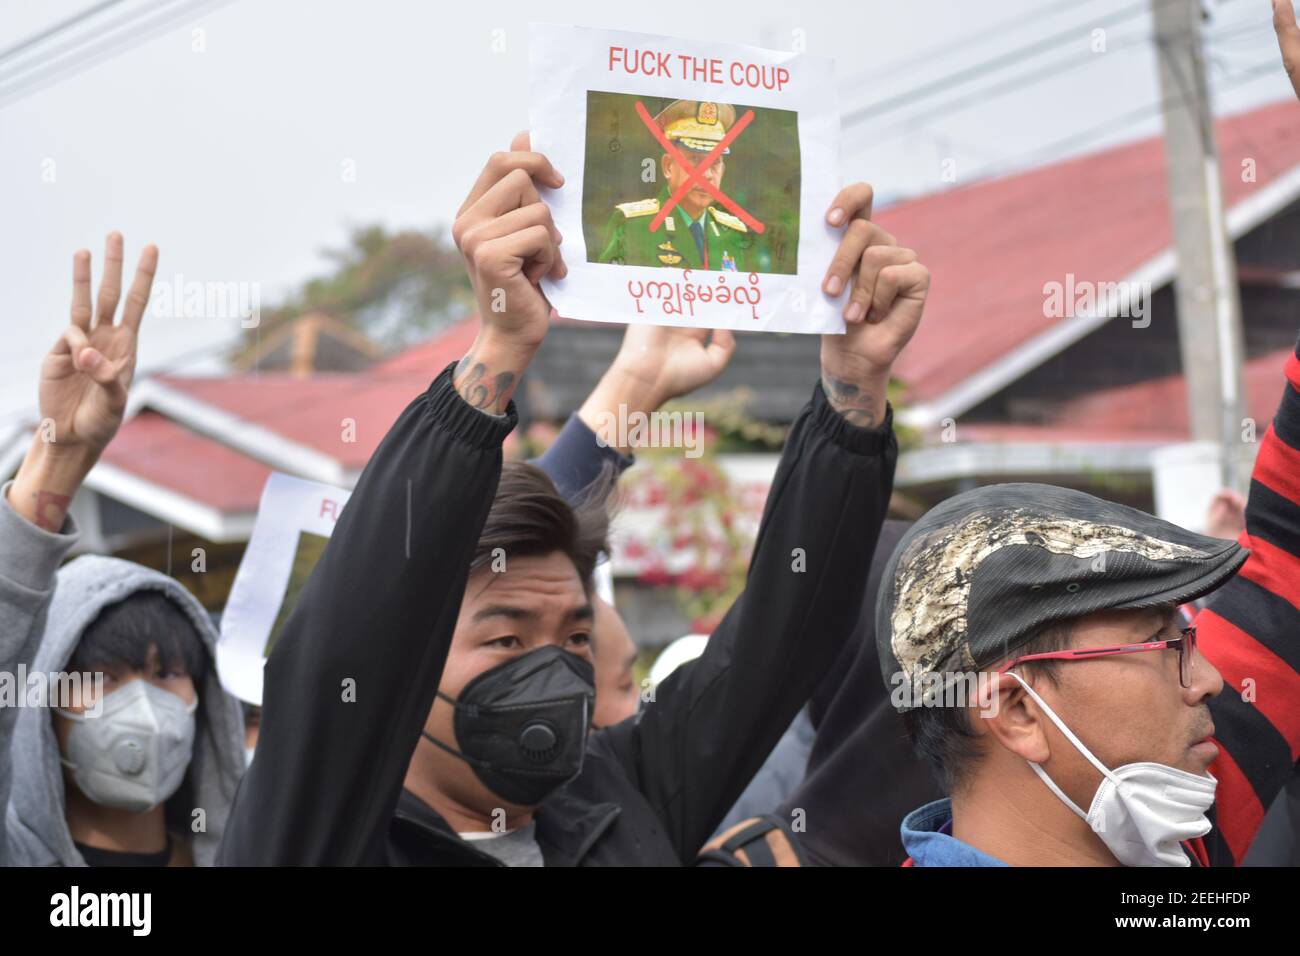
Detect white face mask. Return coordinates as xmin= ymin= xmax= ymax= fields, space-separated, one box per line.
xmin=1006 ymin=671 xmax=1216 ymax=867
xmin=57 ymin=679 xmax=199 ymax=814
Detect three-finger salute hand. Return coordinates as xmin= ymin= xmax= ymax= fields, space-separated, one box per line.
xmin=42 ymin=232 xmax=159 ymax=455
xmin=11 ymin=233 xmax=158 ymax=533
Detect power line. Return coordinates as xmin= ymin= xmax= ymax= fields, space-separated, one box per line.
xmin=0 ymin=0 xmax=180 ymax=84
xmin=848 ymin=27 xmax=1161 ymax=154
xmin=0 ymin=0 xmax=129 ymax=65
xmin=841 ymin=0 xmax=1243 ymax=129
xmin=0 ymin=0 xmax=236 ymax=109
xmin=846 ymin=13 xmax=1277 ymax=159
xmin=877 ymin=52 xmax=1285 ymax=208
xmin=843 ymin=0 xmax=1163 ymax=126
xmin=839 ymin=0 xmax=1102 ymax=89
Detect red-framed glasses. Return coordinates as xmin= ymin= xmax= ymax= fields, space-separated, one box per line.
xmin=995 ymin=625 xmax=1199 ymax=688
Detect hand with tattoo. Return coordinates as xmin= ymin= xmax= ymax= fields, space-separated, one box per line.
xmin=9 ymin=233 xmax=159 ymax=531
xmin=817 ymin=183 xmax=929 ymax=428
xmin=451 ymin=132 xmax=566 ymax=414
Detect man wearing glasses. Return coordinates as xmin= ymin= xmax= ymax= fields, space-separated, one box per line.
xmin=877 ymin=334 xmax=1300 ymax=866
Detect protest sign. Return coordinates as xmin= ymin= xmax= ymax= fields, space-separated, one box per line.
xmin=530 ymin=23 xmax=843 ymax=334
xmin=217 ymin=472 xmax=350 ymax=705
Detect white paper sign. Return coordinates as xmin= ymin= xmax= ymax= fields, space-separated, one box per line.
xmin=530 ymin=23 xmax=844 ymax=334
xmin=217 ymin=472 xmax=351 ymax=705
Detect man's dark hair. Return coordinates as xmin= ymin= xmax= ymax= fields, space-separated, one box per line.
xmin=902 ymin=618 xmax=1076 ymax=795
xmin=68 ymin=590 xmax=209 ymax=686
xmin=470 ymin=461 xmax=612 ymax=592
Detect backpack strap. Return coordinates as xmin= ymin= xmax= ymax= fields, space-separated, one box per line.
xmin=695 ymin=815 xmax=808 ymax=867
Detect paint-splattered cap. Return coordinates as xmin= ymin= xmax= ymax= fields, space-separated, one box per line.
xmin=876 ymin=482 xmax=1247 ymax=710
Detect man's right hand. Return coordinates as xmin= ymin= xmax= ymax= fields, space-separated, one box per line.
xmin=451 ymin=133 xmax=566 ymax=414
xmin=9 ymin=233 xmax=158 ymax=532
xmin=578 ymin=324 xmax=736 ymax=454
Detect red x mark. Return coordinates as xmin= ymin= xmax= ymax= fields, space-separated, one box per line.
xmin=635 ymin=101 xmax=766 ymax=236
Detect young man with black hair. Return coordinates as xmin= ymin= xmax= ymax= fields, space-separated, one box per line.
xmin=218 ymin=133 xmax=930 ymax=865
xmin=0 ymin=234 xmax=245 ymax=867
xmin=527 ymin=317 xmax=740 ymax=733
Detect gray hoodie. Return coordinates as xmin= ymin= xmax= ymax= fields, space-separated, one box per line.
xmin=0 ymin=485 xmax=244 ymax=866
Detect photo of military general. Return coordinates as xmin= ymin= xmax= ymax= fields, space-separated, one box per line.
xmin=582 ymin=91 xmax=801 ymax=275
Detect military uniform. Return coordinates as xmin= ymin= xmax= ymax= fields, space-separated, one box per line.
xmin=596 ymin=100 xmax=755 ymax=272
xmin=596 ymin=186 xmax=753 ymax=271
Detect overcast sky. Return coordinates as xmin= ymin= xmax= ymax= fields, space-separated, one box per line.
xmin=1 ymin=0 xmax=1293 ymax=423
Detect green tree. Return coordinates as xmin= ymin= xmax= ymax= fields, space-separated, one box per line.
xmin=242 ymin=224 xmax=473 ymax=356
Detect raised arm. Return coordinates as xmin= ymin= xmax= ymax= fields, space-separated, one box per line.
xmin=1199 ymin=332 xmax=1300 ymax=865
xmin=218 ymin=141 xmax=565 ymax=864
xmin=1 ymin=233 xmax=157 ymax=863
xmin=603 ymin=184 xmax=927 ymax=857
xmin=533 ymin=323 xmax=735 ymax=499
xmin=1192 ymin=5 xmax=1300 ymax=865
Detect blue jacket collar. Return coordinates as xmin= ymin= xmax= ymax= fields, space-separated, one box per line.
xmin=901 ymin=799 xmax=1008 ymax=867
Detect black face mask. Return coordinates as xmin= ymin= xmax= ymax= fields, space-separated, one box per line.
xmin=423 ymin=645 xmax=595 ymax=806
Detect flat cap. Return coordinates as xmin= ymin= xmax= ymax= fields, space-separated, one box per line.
xmin=876 ymin=483 xmax=1247 ymax=709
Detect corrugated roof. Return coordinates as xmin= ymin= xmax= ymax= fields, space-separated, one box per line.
xmin=875 ymin=99 xmax=1300 ymax=405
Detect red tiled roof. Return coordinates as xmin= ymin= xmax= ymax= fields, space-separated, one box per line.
xmin=154 ymin=371 xmax=430 ymax=468
xmin=959 ymin=347 xmax=1293 ymax=444
xmin=101 ymin=411 xmax=271 ymax=512
xmin=874 ymin=99 xmax=1300 ymax=405
xmin=154 ymin=317 xmax=505 ymax=468
xmin=93 ymin=102 xmax=1300 ymax=524
xmin=371 ymin=317 xmax=480 ymax=376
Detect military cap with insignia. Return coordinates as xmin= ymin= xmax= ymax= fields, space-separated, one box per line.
xmin=653 ymin=100 xmax=737 ymax=153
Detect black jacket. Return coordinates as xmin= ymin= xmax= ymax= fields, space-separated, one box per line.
xmin=218 ymin=361 xmax=896 ymax=865
xmin=780 ymin=519 xmax=943 ymax=867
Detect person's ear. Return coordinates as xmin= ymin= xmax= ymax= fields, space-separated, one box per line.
xmin=661 ymin=154 xmax=673 ymax=180
xmin=975 ymin=671 xmax=1053 ymax=764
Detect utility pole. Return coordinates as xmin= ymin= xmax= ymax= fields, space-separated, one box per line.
xmin=1152 ymin=0 xmax=1249 ymax=492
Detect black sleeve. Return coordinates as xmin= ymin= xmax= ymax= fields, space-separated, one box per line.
xmin=605 ymin=380 xmax=897 ymax=859
xmin=218 ymin=362 xmax=515 ymax=865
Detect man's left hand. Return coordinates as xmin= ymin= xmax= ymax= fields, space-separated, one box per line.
xmin=818 ymin=182 xmax=929 ymax=428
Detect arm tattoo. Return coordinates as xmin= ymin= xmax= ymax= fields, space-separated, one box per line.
xmin=821 ymin=373 xmax=880 ymax=428
xmin=33 ymin=490 xmax=71 ymax=533
xmin=454 ymin=355 xmax=517 ymax=416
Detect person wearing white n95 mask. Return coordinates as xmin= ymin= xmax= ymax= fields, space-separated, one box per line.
xmin=0 ymin=234 xmax=247 ymax=869
xmin=56 ymin=678 xmax=199 ymax=815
